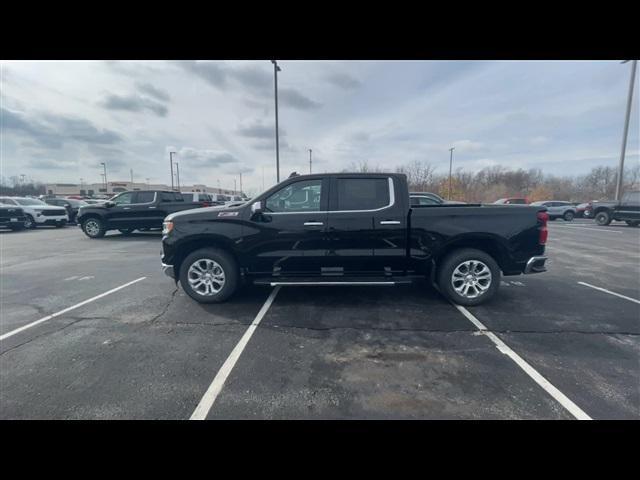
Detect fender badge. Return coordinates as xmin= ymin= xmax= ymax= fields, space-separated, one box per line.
xmin=218 ymin=212 xmax=239 ymax=217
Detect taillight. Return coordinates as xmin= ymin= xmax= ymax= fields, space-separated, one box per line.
xmin=537 ymin=211 xmax=548 ymax=245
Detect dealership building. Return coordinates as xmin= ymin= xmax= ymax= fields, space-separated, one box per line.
xmin=45 ymin=181 xmax=240 ymax=197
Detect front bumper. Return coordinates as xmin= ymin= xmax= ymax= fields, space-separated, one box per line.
xmin=524 ymin=256 xmax=547 ymax=274
xmin=35 ymin=214 xmax=68 ymax=224
xmin=162 ymin=262 xmax=175 ymax=279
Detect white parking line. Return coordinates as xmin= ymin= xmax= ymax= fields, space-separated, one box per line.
xmin=452 ymin=304 xmax=592 ymax=420
xmin=549 ymin=226 xmax=621 ymax=234
xmin=0 ymin=277 xmax=147 ymax=341
xmin=190 ymin=286 xmax=281 ymax=420
xmin=577 ymin=282 xmax=640 ymax=305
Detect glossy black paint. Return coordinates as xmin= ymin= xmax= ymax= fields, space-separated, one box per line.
xmin=162 ymin=173 xmax=547 ymax=281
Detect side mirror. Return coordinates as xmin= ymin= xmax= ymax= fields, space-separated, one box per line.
xmin=105 ymin=201 xmax=115 ymax=208
xmin=251 ymin=201 xmax=263 ymax=214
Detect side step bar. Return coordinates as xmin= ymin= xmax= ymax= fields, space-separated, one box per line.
xmin=253 ymin=276 xmax=417 ymax=287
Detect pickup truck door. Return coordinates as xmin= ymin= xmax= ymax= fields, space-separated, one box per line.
xmin=105 ymin=192 xmax=137 ymax=227
xmin=244 ymin=178 xmax=329 ymax=275
xmin=326 ymin=175 xmax=407 ymax=275
xmin=618 ymin=191 xmax=640 ymax=221
xmin=125 ymin=191 xmax=161 ymax=228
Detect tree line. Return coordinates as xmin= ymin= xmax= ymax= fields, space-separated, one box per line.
xmin=346 ymin=160 xmax=640 ymax=203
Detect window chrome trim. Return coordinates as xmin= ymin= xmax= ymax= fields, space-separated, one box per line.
xmin=267 ymin=177 xmax=395 ymax=215
xmin=114 ymin=192 xmax=157 ymax=206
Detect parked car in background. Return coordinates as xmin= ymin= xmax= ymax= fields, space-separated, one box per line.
xmin=586 ymin=191 xmax=640 ymax=226
xmin=181 ymin=192 xmax=215 ymax=207
xmin=0 ymin=197 xmax=68 ymax=229
xmin=0 ymin=203 xmax=27 ymax=231
xmin=575 ymin=202 xmax=591 ymax=218
xmin=77 ymin=190 xmax=205 ymax=238
xmin=43 ymin=197 xmax=88 ymax=224
xmin=83 ymin=199 xmax=108 ymax=205
xmin=493 ymin=197 xmax=529 ymax=205
xmin=529 ymin=200 xmax=576 ymax=221
xmin=410 ymin=192 xmax=467 ymax=206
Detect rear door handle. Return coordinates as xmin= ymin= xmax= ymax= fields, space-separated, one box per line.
xmin=304 ymin=222 xmax=324 ymax=226
xmin=149 ymin=206 xmax=156 ymax=209
xmin=380 ymin=220 xmax=400 ymax=225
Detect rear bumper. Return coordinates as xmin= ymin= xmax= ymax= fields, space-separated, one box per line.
xmin=524 ymin=256 xmax=547 ymax=274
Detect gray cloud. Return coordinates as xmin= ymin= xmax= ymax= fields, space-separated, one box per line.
xmin=237 ymin=120 xmax=283 ymax=139
xmin=279 ymin=88 xmax=321 ymax=110
xmin=2 ymin=107 xmax=123 ymax=148
xmin=101 ymin=94 xmax=168 ymax=117
xmin=176 ymin=147 xmax=239 ymax=168
xmin=27 ymin=158 xmax=78 ymax=170
xmin=136 ymin=82 xmax=171 ymax=102
xmin=179 ymin=61 xmax=228 ymax=89
xmin=232 ymin=66 xmax=271 ymax=92
xmin=327 ymin=73 xmax=362 ymax=89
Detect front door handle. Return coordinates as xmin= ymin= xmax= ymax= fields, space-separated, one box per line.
xmin=149 ymin=206 xmax=156 ymax=209
xmin=123 ymin=207 xmax=131 ymax=210
xmin=380 ymin=220 xmax=400 ymax=225
xmin=303 ymin=222 xmax=324 ymax=226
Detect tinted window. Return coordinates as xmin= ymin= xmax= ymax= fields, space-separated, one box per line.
xmin=336 ymin=178 xmax=389 ymax=211
xmin=0 ymin=198 xmax=17 ymax=205
xmin=113 ymin=192 xmax=134 ymax=205
xmin=136 ymin=191 xmax=155 ymax=203
xmin=623 ymin=191 xmax=640 ymax=203
xmin=266 ymin=179 xmax=322 ymax=213
xmin=181 ymin=193 xmax=194 ymax=202
xmin=411 ymin=196 xmax=440 ymax=206
xmin=160 ymin=192 xmax=182 ymax=202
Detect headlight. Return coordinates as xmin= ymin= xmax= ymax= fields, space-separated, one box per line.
xmin=162 ymin=221 xmax=174 ymax=235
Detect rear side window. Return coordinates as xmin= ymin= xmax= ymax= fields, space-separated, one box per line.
xmin=181 ymin=193 xmax=194 ymax=202
xmin=136 ymin=191 xmax=155 ymax=203
xmin=623 ymin=191 xmax=640 ymax=203
xmin=507 ymin=199 xmax=526 ymax=205
xmin=336 ymin=178 xmax=390 ymax=211
xmin=160 ymin=192 xmax=176 ymax=202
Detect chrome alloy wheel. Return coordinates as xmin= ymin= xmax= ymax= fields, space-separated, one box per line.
xmin=187 ymin=259 xmax=226 ymax=296
xmin=451 ymin=260 xmax=492 ymax=299
xmin=84 ymin=220 xmax=100 ymax=236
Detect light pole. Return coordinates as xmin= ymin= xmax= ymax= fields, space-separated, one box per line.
xmin=271 ymin=60 xmax=281 ymax=183
xmin=169 ymin=151 xmax=176 ymax=190
xmin=615 ymin=60 xmax=638 ymax=201
xmin=234 ymin=178 xmax=237 ymax=193
xmin=100 ymin=162 xmax=108 ymax=194
xmin=240 ymin=172 xmax=243 ymax=195
xmin=175 ymin=163 xmax=180 ymax=191
xmin=448 ymin=147 xmax=455 ymax=200
xmin=309 ymin=149 xmax=312 ymax=174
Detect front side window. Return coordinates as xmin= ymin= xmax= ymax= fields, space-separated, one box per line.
xmin=336 ymin=178 xmax=390 ymax=211
xmin=265 ymin=179 xmax=322 ymax=213
xmin=113 ymin=192 xmax=134 ymax=205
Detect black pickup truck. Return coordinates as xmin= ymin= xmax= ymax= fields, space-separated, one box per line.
xmin=77 ymin=190 xmax=204 ymax=238
xmin=584 ymin=190 xmax=640 ymax=226
xmin=160 ymin=173 xmax=549 ymax=306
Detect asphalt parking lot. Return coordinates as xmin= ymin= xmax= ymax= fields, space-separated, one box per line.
xmin=1 ymin=219 xmax=638 ymax=419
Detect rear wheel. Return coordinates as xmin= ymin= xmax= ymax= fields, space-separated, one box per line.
xmin=437 ymin=248 xmax=501 ymax=306
xmin=563 ymin=210 xmax=575 ymax=221
xmin=595 ymin=211 xmax=611 ymax=226
xmin=82 ymin=217 xmax=106 ymax=238
xmin=179 ymin=248 xmax=239 ymax=303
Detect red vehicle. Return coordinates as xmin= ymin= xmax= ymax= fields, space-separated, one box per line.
xmin=493 ymin=197 xmax=529 ymax=205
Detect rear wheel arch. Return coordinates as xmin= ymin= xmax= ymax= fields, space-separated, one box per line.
xmin=432 ymin=237 xmax=509 ymax=275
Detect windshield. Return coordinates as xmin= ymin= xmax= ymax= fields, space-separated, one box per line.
xmin=15 ymin=198 xmax=46 ymax=206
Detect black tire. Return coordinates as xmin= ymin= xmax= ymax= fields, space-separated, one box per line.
xmin=436 ymin=248 xmax=501 ymax=306
xmin=82 ymin=217 xmax=106 ymax=238
xmin=595 ymin=211 xmax=611 ymax=226
xmin=179 ymin=248 xmax=239 ymax=304
xmin=24 ymin=214 xmax=36 ymax=229
xmin=626 ymin=220 xmax=640 ymax=227
xmin=563 ymin=210 xmax=575 ymax=221
xmin=118 ymin=228 xmax=136 ymax=235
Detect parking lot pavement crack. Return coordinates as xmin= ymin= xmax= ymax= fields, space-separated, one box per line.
xmin=148 ymin=287 xmax=180 ymax=324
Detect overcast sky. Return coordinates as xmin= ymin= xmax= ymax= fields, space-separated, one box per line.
xmin=1 ymin=60 xmax=638 ymax=195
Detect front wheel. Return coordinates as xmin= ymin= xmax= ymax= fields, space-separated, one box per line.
xmin=82 ymin=218 xmax=106 ymax=238
xmin=24 ymin=214 xmax=36 ymax=229
xmin=563 ymin=211 xmax=575 ymax=221
xmin=179 ymin=248 xmax=239 ymax=303
xmin=595 ymin=211 xmax=611 ymax=226
xmin=436 ymin=248 xmax=501 ymax=306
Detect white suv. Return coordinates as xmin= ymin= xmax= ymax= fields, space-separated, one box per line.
xmin=0 ymin=197 xmax=69 ymax=229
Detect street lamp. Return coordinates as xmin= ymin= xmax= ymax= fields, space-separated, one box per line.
xmin=615 ymin=60 xmax=638 ymax=201
xmin=448 ymin=147 xmax=455 ymax=200
xmin=100 ymin=162 xmax=108 ymax=194
xmin=309 ymin=149 xmax=312 ymax=174
xmin=271 ymin=60 xmax=281 ymax=183
xmin=169 ymin=151 xmax=176 ymax=190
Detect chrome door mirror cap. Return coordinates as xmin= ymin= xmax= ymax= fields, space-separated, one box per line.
xmin=251 ymin=201 xmax=263 ymax=214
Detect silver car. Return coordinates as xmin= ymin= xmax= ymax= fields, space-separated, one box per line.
xmin=530 ymin=200 xmax=576 ymax=221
